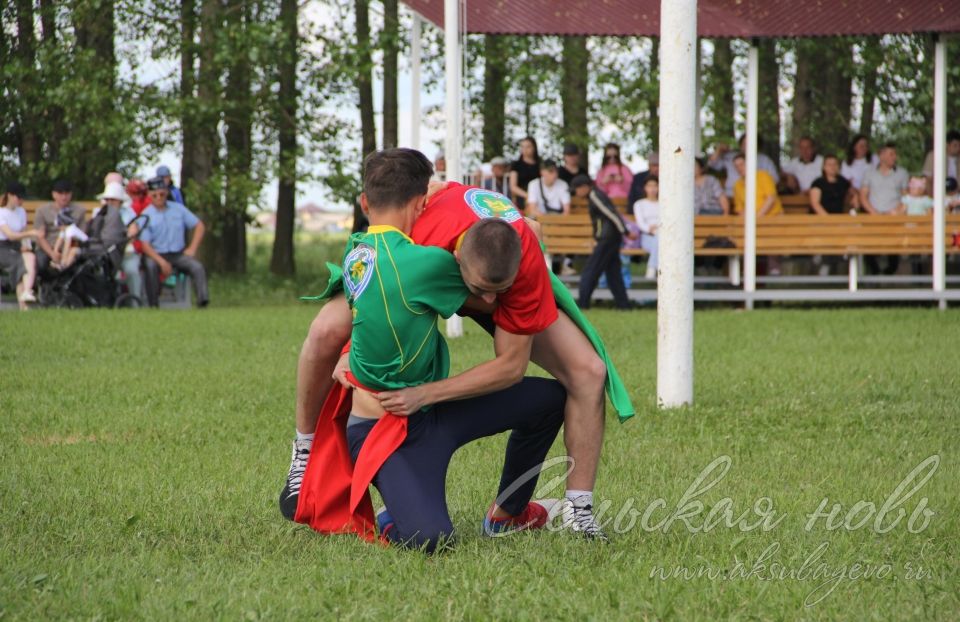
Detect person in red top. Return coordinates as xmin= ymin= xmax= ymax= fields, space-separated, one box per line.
xmin=410 ymin=182 xmax=558 ymax=335
xmin=285 ymin=179 xmax=629 ymax=540
xmin=125 ymin=179 xmax=151 ymax=254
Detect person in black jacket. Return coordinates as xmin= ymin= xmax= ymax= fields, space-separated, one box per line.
xmin=571 ymin=175 xmax=636 ymax=309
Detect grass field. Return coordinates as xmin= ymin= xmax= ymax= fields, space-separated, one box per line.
xmin=0 ymin=305 xmax=960 ymax=620
xmin=2 ymin=298 xmax=959 ymax=619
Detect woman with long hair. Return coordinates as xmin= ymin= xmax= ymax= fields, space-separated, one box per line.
xmin=841 ymin=134 xmax=878 ymax=190
xmin=595 ymin=143 xmax=633 ymax=200
xmin=0 ymin=181 xmax=39 ymax=309
xmin=508 ymin=136 xmax=541 ymax=211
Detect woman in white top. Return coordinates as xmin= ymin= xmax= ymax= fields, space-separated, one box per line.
xmin=841 ymin=134 xmax=880 ymax=189
xmin=632 ymin=175 xmax=661 ymax=279
xmin=0 ymin=181 xmax=39 ymax=309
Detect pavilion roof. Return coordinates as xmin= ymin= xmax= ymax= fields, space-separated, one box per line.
xmin=402 ymin=0 xmax=960 ymax=38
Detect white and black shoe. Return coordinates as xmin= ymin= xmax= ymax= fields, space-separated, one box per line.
xmin=561 ymin=501 xmax=609 ymax=541
xmin=279 ymin=439 xmax=311 ymax=520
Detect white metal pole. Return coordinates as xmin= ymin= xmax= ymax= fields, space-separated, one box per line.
xmin=656 ymin=0 xmax=697 ymax=408
xmin=744 ymin=41 xmax=759 ymax=309
xmin=410 ymin=12 xmax=422 ymax=151
xmin=443 ymin=0 xmax=461 ymax=183
xmin=444 ymin=0 xmax=464 ymax=337
xmin=694 ymin=39 xmax=703 ymax=156
xmin=932 ymin=35 xmax=947 ymax=309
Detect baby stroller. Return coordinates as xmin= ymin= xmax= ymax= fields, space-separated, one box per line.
xmin=39 ymin=213 xmax=148 ymax=309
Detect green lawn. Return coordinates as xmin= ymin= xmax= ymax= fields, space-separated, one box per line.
xmin=1 ymin=303 xmax=958 ymax=620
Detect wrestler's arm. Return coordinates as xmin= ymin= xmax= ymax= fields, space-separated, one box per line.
xmin=376 ymin=327 xmax=532 ymax=415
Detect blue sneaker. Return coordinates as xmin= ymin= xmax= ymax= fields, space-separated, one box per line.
xmin=376 ymin=507 xmax=395 ymax=537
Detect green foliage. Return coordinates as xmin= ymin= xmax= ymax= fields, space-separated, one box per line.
xmin=1 ymin=307 xmax=958 ymax=619
xmin=591 ymin=37 xmax=659 ymax=156
xmin=1 ymin=0 xmax=159 ymax=198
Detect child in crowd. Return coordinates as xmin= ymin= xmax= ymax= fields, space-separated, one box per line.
xmin=898 ymin=175 xmax=934 ymax=215
xmin=51 ymin=208 xmax=88 ymax=270
xmin=632 ymin=175 xmax=661 ymax=280
xmin=945 ymin=177 xmax=960 ymax=213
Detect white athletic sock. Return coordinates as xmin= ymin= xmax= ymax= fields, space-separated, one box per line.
xmin=295 ymin=431 xmax=314 ymax=447
xmin=565 ymin=490 xmax=593 ymax=508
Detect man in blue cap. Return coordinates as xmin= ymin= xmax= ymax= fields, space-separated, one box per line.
xmin=157 ymin=165 xmax=185 ymax=205
xmin=139 ymin=176 xmax=209 ymax=307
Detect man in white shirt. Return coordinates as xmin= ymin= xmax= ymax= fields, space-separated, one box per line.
xmin=782 ymin=136 xmax=824 ymax=193
xmin=525 ymin=159 xmax=571 ymax=216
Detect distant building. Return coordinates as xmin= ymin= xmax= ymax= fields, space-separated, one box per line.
xmin=252 ymin=202 xmax=352 ymax=233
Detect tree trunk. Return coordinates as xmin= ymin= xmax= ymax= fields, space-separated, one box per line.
xmin=859 ymin=64 xmax=878 ymax=137
xmin=356 ymin=0 xmax=376 ymax=158
xmin=949 ymin=39 xmax=960 ymax=132
xmin=14 ymin=0 xmax=41 ymax=171
xmin=482 ymin=34 xmax=507 ymax=161
xmin=193 ymin=0 xmax=223 ymax=270
xmin=822 ymin=39 xmax=853 ymax=154
xmin=39 ymin=0 xmax=64 ymax=168
xmin=561 ymin=36 xmax=589 ymax=170
xmin=709 ymin=38 xmax=735 ymax=143
xmin=271 ymin=0 xmax=298 ymax=276
xmin=789 ymin=40 xmax=815 ymax=156
xmin=758 ymin=39 xmax=780 ymax=165
xmin=38 ymin=0 xmax=56 ymax=42
xmin=221 ymin=0 xmax=251 ymax=274
xmin=648 ymin=38 xmax=660 ymax=151
xmin=180 ymin=0 xmax=198 ymax=194
xmin=381 ymin=0 xmax=398 ymax=149
xmin=73 ymin=0 xmax=117 ymax=197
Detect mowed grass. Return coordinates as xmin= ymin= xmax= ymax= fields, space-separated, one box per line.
xmin=1 ymin=305 xmax=959 ymax=621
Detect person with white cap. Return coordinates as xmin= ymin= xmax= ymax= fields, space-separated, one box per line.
xmin=87 ymin=182 xmax=138 ymax=277
xmin=482 ymin=156 xmax=511 ymax=198
xmin=156 ymin=165 xmax=185 ymax=205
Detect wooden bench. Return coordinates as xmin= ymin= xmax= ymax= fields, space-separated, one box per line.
xmin=569 ymin=192 xmax=811 ymax=215
xmin=541 ymin=212 xmax=960 ymax=290
xmin=21 ymin=200 xmax=100 ymax=227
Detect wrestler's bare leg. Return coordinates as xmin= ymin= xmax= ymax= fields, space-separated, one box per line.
xmin=280 ymin=294 xmax=352 ymax=519
xmin=529 ymin=312 xmax=607 ymax=493
xmin=295 ymin=294 xmax=353 ymax=433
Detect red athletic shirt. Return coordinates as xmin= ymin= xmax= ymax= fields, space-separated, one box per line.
xmin=411 ymin=183 xmax=558 ymax=335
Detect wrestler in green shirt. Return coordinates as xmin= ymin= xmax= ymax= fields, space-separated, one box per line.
xmin=340 ymin=224 xmax=469 ymax=391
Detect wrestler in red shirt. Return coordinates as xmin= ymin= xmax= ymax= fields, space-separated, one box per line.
xmin=411 ymin=182 xmax=557 ymax=335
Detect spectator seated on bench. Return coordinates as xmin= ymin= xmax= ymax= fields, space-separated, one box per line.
xmin=139 ymin=177 xmax=209 ymax=308
xmin=632 ymin=176 xmax=662 ymax=280
xmin=0 ymin=181 xmax=39 ymax=310
xmin=33 ymin=179 xmax=88 ymax=277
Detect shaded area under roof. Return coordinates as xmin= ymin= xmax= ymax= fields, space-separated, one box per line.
xmin=402 ymin=0 xmax=960 ymax=38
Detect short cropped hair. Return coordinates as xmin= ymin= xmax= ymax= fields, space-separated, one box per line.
xmin=363 ymin=148 xmax=433 ymax=210
xmin=460 ymin=219 xmax=522 ymax=284
xmin=540 ymin=158 xmax=558 ymax=171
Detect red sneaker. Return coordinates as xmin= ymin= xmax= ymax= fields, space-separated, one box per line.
xmin=482 ymin=499 xmax=559 ymax=536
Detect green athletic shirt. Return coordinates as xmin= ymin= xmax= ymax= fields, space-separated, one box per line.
xmin=341 ymin=225 xmax=469 ymax=391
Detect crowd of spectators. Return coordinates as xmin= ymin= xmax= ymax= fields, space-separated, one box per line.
xmin=0 ymin=166 xmax=209 ymax=311
xmin=466 ymin=127 xmax=960 ymax=293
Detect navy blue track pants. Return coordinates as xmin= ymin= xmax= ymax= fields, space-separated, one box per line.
xmin=347 ymin=377 xmax=566 ymax=552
